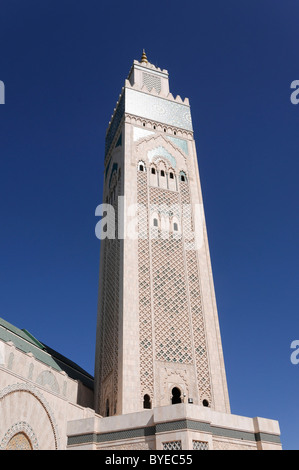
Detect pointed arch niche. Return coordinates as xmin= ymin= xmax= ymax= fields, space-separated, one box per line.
xmin=134 ymin=134 xmax=188 ymax=177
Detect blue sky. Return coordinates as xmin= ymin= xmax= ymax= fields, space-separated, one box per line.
xmin=0 ymin=0 xmax=298 ymax=450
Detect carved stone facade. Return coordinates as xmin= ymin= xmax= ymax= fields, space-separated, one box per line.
xmin=94 ymin=53 xmax=230 ymax=416
xmin=0 ymin=318 xmax=94 ymax=450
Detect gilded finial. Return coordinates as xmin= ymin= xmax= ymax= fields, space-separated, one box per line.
xmin=140 ymin=49 xmax=148 ymax=64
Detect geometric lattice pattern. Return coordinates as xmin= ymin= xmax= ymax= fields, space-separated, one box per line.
xmin=138 ymin=170 xmax=154 ymax=401
xmin=179 ymin=179 xmax=212 ymax=405
xmin=143 ymin=72 xmax=161 ymax=93
xmin=149 ymin=186 xmax=193 ymax=364
xmin=192 ymin=440 xmax=209 ymax=450
xmin=6 ymin=432 xmax=33 ymax=450
xmin=151 ymin=235 xmax=193 ymax=364
xmin=98 ymin=170 xmax=121 ymax=415
xmin=137 ymin=160 xmax=212 ymax=406
xmin=162 ymin=440 xmax=182 ymax=450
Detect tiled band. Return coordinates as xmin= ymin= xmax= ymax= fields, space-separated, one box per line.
xmin=67 ymin=419 xmax=281 ymax=446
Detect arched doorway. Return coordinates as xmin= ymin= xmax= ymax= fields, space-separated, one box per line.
xmin=143 ymin=394 xmax=152 ymax=409
xmin=171 ymin=387 xmax=182 ymax=404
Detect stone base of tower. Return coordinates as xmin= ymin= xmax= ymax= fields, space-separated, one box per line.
xmin=66 ymin=403 xmax=281 ymax=450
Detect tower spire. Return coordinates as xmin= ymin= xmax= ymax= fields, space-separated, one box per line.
xmin=140 ymin=49 xmax=148 ymax=64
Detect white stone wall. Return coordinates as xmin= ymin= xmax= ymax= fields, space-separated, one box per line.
xmin=67 ymin=403 xmax=281 ymax=451
xmin=0 ymin=339 xmax=94 ymax=450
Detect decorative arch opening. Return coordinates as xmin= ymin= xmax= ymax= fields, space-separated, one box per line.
xmin=150 ymin=211 xmax=159 ymax=232
xmin=36 ymin=370 xmax=60 ymax=394
xmin=171 ymin=215 xmax=180 ymax=237
xmin=168 ymin=167 xmax=177 ymax=191
xmin=171 ymin=387 xmax=182 ymax=405
xmin=150 ymin=163 xmax=158 ymax=187
xmin=0 ymin=384 xmax=59 ymax=449
xmin=6 ymin=432 xmax=32 ymax=450
xmin=143 ymin=394 xmax=152 ymax=409
xmin=106 ymin=399 xmax=110 ymax=417
xmin=158 ymin=161 xmax=167 ymax=189
xmin=179 ymin=171 xmax=187 ymax=182
xmin=138 ymin=161 xmax=146 ymax=172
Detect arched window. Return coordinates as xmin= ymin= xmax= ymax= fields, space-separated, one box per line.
xmin=153 ymin=218 xmax=158 ymax=227
xmin=180 ymin=171 xmax=187 ymax=182
xmin=158 ymin=162 xmax=167 ymax=189
xmin=171 ymin=387 xmax=182 ymax=405
xmin=150 ymin=164 xmax=158 ymax=187
xmin=168 ymin=169 xmax=176 ymax=191
xmin=138 ymin=161 xmax=146 ymax=172
xmin=173 ymin=222 xmax=178 ymax=232
xmin=106 ymin=399 xmax=110 ymax=417
xmin=143 ymin=394 xmax=152 ymax=409
xmin=202 ymin=399 xmax=209 ymax=407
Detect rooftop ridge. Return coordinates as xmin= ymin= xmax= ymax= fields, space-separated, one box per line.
xmin=0 ymin=317 xmax=94 ymax=388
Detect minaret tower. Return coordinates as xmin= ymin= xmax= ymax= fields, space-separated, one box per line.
xmin=94 ymin=52 xmax=230 ymax=417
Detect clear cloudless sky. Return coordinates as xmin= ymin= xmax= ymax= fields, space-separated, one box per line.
xmin=0 ymin=0 xmax=298 ymax=450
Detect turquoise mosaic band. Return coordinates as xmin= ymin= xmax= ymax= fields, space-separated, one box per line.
xmin=126 ymin=89 xmax=193 ymax=132
xmin=105 ymin=88 xmax=193 ymax=158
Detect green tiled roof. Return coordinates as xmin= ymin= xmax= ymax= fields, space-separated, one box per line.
xmin=0 ymin=317 xmax=94 ymax=390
